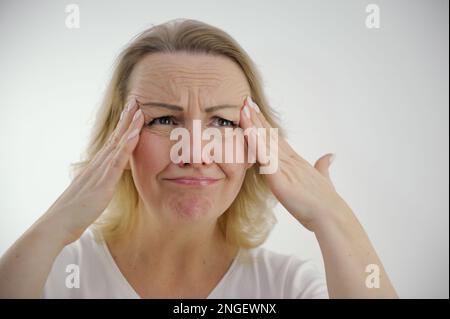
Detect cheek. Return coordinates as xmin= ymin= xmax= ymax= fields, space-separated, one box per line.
xmin=218 ymin=161 xmax=247 ymax=184
xmin=216 ymin=162 xmax=247 ymax=209
xmin=205 ymin=129 xmax=251 ymax=181
xmin=220 ymin=132 xmax=251 ymax=191
xmin=132 ymin=132 xmax=172 ymax=174
xmin=216 ymin=128 xmax=250 ymax=164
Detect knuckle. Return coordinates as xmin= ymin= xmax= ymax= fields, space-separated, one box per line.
xmin=110 ymin=156 xmax=122 ymax=169
xmin=94 ymin=174 xmax=108 ymax=189
xmin=110 ymin=137 xmax=123 ymax=153
xmin=105 ymin=137 xmax=114 ymax=149
xmin=111 ymin=134 xmax=121 ymax=145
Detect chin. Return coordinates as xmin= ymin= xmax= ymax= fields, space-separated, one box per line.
xmin=168 ymin=193 xmax=215 ymax=221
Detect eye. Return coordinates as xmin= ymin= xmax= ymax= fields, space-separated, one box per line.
xmin=147 ymin=116 xmax=177 ymax=126
xmin=212 ymin=116 xmax=238 ymax=128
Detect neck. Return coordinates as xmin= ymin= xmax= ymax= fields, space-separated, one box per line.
xmin=106 ymin=200 xmax=238 ymax=277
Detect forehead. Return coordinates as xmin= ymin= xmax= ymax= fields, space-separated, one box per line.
xmin=128 ymin=52 xmax=250 ymax=101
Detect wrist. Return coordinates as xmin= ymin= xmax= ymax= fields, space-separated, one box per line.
xmin=308 ymin=197 xmax=358 ymax=235
xmin=32 ymin=209 xmax=82 ymax=248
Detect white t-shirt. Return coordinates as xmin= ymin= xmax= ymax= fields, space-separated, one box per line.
xmin=42 ymin=228 xmax=329 ymax=299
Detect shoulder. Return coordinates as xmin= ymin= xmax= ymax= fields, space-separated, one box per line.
xmin=213 ymin=246 xmax=329 ymax=299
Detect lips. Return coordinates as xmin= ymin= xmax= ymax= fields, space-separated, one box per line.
xmin=163 ymin=176 xmax=221 ymax=186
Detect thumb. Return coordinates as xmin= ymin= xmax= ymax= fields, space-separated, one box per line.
xmin=314 ymin=153 xmax=336 ymax=185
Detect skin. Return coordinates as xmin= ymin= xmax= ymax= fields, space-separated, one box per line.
xmin=241 ymin=97 xmax=398 ymax=298
xmin=108 ymin=52 xmax=253 ymax=297
xmin=0 ymin=52 xmax=398 ymax=298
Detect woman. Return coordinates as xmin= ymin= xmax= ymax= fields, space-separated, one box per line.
xmin=0 ymin=19 xmax=398 ymax=298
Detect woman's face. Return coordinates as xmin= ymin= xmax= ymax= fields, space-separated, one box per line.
xmin=127 ymin=52 xmax=252 ymax=225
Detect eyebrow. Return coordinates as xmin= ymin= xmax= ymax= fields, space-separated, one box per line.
xmin=138 ymin=101 xmax=241 ymax=112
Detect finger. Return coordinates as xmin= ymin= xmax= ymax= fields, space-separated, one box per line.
xmin=240 ymin=96 xmax=273 ymax=166
xmin=246 ymin=96 xmax=265 ymax=127
xmin=239 ymin=98 xmax=258 ymax=164
xmin=79 ymin=98 xmax=138 ymax=187
xmin=85 ymin=100 xmax=134 ymax=173
xmin=99 ymin=104 xmax=144 ymax=186
xmin=114 ymin=97 xmax=140 ymax=139
xmin=247 ymin=97 xmax=275 ymax=165
xmin=249 ymin=97 xmax=299 ymax=158
xmin=314 ymin=153 xmax=336 ymax=186
xmin=87 ymin=98 xmax=138 ymax=174
xmin=238 ymin=96 xmax=251 ymax=129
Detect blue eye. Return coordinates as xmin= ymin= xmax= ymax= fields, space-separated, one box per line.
xmin=146 ymin=116 xmax=237 ymax=128
xmin=147 ymin=116 xmax=177 ymax=126
xmin=213 ymin=117 xmax=238 ymax=128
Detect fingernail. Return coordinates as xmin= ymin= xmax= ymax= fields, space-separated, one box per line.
xmin=243 ymin=105 xmax=250 ymax=118
xmin=132 ymin=109 xmax=142 ymax=122
xmin=247 ymin=96 xmax=260 ymax=113
xmin=329 ymin=154 xmax=336 ymax=165
xmin=126 ymin=99 xmax=135 ymax=111
xmin=127 ymin=128 xmax=140 ymax=141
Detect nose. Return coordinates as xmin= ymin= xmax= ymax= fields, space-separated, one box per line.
xmin=177 ymin=119 xmax=215 ymax=168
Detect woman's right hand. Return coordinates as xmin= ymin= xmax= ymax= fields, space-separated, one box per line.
xmin=39 ymin=97 xmax=144 ymax=245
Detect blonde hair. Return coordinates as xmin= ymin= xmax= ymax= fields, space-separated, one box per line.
xmin=70 ymin=18 xmax=285 ymax=249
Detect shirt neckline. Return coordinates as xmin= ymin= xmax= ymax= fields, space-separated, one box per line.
xmin=92 ymin=228 xmax=241 ymax=299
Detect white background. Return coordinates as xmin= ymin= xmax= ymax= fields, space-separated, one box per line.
xmin=0 ymin=0 xmax=448 ymax=298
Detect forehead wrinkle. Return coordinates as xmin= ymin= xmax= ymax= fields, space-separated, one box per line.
xmin=136 ymin=67 xmax=226 ymax=87
xmin=148 ymin=58 xmax=235 ymax=75
xmin=143 ymin=70 xmax=246 ymax=90
xmin=134 ymin=77 xmax=246 ymax=103
xmin=138 ymin=61 xmax=242 ymax=87
xmin=132 ymin=74 xmax=180 ymax=100
xmin=136 ymin=51 xmax=246 ymax=80
xmin=149 ymin=69 xmax=226 ymax=89
xmin=130 ymin=56 xmax=251 ymax=104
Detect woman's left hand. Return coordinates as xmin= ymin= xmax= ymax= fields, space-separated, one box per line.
xmin=239 ymin=96 xmax=350 ymax=231
xmin=239 ymin=97 xmax=399 ymax=298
